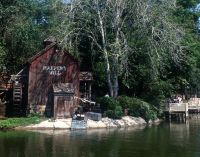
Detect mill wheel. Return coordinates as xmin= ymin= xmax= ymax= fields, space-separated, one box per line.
xmin=13 ymin=82 xmax=22 ymax=116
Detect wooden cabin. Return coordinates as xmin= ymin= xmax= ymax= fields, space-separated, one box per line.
xmin=10 ymin=37 xmax=80 ymax=118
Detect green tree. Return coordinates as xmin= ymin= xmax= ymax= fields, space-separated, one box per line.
xmin=0 ymin=0 xmax=55 ymax=73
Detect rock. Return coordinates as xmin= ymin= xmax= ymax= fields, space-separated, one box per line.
xmin=148 ymin=120 xmax=153 ymax=125
xmin=131 ymin=117 xmax=146 ymax=125
xmin=101 ymin=118 xmax=118 ymax=128
xmin=59 ymin=118 xmax=72 ymax=126
xmin=97 ymin=121 xmax=107 ymax=128
xmin=54 ymin=120 xmax=71 ymax=129
xmin=23 ymin=116 xmax=147 ymax=130
xmin=113 ymin=119 xmax=126 ymax=127
xmin=87 ymin=119 xmax=106 ymax=128
xmin=26 ymin=119 xmax=72 ymax=129
xmin=122 ymin=116 xmax=138 ymax=126
xmin=26 ymin=120 xmax=54 ymax=129
xmin=84 ymin=112 xmax=102 ymax=121
xmin=153 ymin=118 xmax=161 ymax=124
xmin=148 ymin=118 xmax=161 ymax=125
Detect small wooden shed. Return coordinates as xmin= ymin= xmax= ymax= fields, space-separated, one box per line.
xmin=17 ymin=37 xmax=80 ymax=117
xmin=53 ymin=83 xmax=75 ymax=119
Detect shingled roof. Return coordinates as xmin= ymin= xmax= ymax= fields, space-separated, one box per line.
xmin=28 ymin=37 xmax=78 ymax=64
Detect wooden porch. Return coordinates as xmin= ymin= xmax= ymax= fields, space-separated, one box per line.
xmin=165 ymin=98 xmax=200 ymax=121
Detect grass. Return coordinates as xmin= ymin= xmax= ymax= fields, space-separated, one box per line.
xmin=0 ymin=116 xmax=43 ymax=130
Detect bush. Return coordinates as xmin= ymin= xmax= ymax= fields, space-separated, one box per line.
xmin=97 ymin=96 xmax=158 ymax=121
xmin=105 ymin=106 xmax=123 ymax=119
xmin=97 ymin=96 xmax=119 ymax=113
xmin=97 ymin=96 xmax=123 ymax=119
xmin=104 ymin=110 xmax=115 ymax=118
xmin=117 ymin=96 xmax=157 ymax=121
xmin=114 ymin=106 xmax=123 ymax=119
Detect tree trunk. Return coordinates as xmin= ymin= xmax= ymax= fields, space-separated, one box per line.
xmin=113 ymin=74 xmax=118 ymax=98
xmin=95 ymin=0 xmax=113 ymax=97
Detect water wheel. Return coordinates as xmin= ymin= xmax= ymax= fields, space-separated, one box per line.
xmin=13 ymin=82 xmax=22 ymax=116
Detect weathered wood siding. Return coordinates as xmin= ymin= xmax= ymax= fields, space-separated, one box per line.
xmin=28 ymin=45 xmax=79 ymax=115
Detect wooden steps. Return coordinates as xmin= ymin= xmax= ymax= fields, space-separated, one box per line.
xmin=12 ymin=83 xmax=22 ymax=116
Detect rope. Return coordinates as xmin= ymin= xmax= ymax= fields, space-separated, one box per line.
xmin=0 ymin=92 xmax=4 ymax=95
xmin=74 ymin=96 xmax=96 ymax=104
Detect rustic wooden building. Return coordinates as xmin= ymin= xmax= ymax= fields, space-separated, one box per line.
xmin=13 ymin=37 xmax=80 ymax=117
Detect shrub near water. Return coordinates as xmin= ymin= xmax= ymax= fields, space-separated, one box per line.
xmin=105 ymin=106 xmax=123 ymax=119
xmin=97 ymin=97 xmax=120 ymax=111
xmin=98 ymin=96 xmax=157 ymax=121
xmin=97 ymin=97 xmax=123 ymax=119
xmin=117 ymin=96 xmax=157 ymax=121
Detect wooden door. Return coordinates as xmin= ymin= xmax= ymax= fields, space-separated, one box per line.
xmin=54 ymin=96 xmax=74 ymax=119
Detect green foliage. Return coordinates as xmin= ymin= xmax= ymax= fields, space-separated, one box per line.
xmin=177 ymin=0 xmax=199 ymax=8
xmin=98 ymin=96 xmax=157 ymax=121
xmin=1 ymin=0 xmax=200 ymax=115
xmin=118 ymin=0 xmax=200 ymax=108
xmin=114 ymin=106 xmax=123 ymax=119
xmin=0 ymin=0 xmax=55 ymax=73
xmin=117 ymin=96 xmax=157 ymax=121
xmin=97 ymin=96 xmax=120 ymax=112
xmin=27 ymin=112 xmax=43 ymax=118
xmin=97 ymin=97 xmax=123 ymax=119
xmin=0 ymin=44 xmax=6 ymax=69
xmin=0 ymin=116 xmax=42 ymax=130
xmin=105 ymin=106 xmax=123 ymax=119
xmin=93 ymin=62 xmax=107 ymax=96
xmin=104 ymin=110 xmax=114 ymax=119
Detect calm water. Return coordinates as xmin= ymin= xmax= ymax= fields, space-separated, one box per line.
xmin=0 ymin=120 xmax=200 ymax=157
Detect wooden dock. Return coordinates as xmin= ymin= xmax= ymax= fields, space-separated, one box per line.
xmin=165 ymin=98 xmax=200 ymax=121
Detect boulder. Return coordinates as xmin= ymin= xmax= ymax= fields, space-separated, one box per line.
xmin=87 ymin=119 xmax=106 ymax=128
xmin=122 ymin=116 xmax=138 ymax=126
xmin=84 ymin=112 xmax=102 ymax=121
xmin=131 ymin=117 xmax=146 ymax=125
xmin=53 ymin=120 xmax=71 ymax=129
xmin=153 ymin=118 xmax=161 ymax=124
xmin=101 ymin=118 xmax=118 ymax=128
xmin=26 ymin=120 xmax=54 ymax=129
xmin=114 ymin=119 xmax=126 ymax=127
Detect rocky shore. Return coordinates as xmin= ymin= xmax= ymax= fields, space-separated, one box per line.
xmin=16 ymin=116 xmax=160 ymax=130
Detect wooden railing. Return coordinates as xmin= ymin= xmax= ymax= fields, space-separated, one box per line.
xmin=166 ymin=103 xmax=188 ymax=112
xmin=166 ymin=98 xmax=200 ymax=113
xmin=188 ymin=98 xmax=200 ymax=110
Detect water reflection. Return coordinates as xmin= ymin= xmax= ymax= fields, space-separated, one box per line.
xmin=28 ymin=126 xmax=146 ymax=136
xmin=0 ymin=121 xmax=200 ymax=157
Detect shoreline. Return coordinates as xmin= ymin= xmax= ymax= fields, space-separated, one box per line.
xmin=14 ymin=116 xmax=162 ymax=131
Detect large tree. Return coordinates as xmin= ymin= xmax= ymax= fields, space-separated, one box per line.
xmin=1 ymin=0 xmax=200 ymax=105
xmin=55 ymin=0 xmax=186 ymax=98
xmin=0 ymin=0 xmax=55 ymax=73
xmin=52 ymin=0 xmax=130 ymax=98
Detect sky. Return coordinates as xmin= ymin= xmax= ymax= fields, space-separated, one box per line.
xmin=63 ymin=0 xmax=70 ymax=3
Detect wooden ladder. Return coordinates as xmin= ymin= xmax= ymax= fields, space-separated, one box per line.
xmin=13 ymin=82 xmax=22 ymax=116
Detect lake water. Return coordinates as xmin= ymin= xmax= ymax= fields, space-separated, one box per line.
xmin=0 ymin=120 xmax=200 ymax=157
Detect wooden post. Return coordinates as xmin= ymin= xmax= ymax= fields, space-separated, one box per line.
xmin=180 ymin=113 xmax=182 ymax=122
xmin=169 ymin=113 xmax=171 ymax=122
xmin=84 ymin=82 xmax=87 ymax=98
xmin=181 ymin=113 xmax=184 ymax=122
xmin=168 ymin=105 xmax=171 ymax=122
xmin=89 ymin=82 xmax=91 ymax=100
xmin=54 ymin=96 xmax=57 ymax=119
xmin=185 ymin=103 xmax=188 ymax=121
